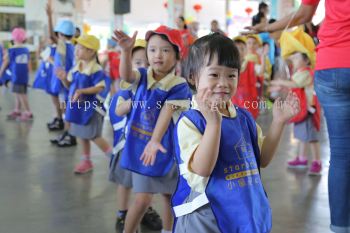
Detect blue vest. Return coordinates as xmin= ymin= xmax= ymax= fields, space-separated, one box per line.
xmin=49 ymin=42 xmax=74 ymax=95
xmin=172 ymin=108 xmax=272 ymax=233
xmin=65 ymin=69 xmax=109 ymax=125
xmin=8 ymin=46 xmax=30 ymax=85
xmin=120 ymin=68 xmax=192 ymax=177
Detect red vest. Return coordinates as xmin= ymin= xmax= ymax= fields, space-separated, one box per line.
xmin=108 ymin=51 xmax=120 ymax=80
xmin=232 ymin=61 xmax=259 ymax=119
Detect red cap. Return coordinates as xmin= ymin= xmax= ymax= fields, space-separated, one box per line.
xmin=145 ymin=25 xmax=184 ymax=57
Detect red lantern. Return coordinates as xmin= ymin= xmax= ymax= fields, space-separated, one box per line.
xmin=193 ymin=3 xmax=202 ymax=13
xmin=163 ymin=1 xmax=168 ymax=8
xmin=245 ymin=7 xmax=253 ymax=16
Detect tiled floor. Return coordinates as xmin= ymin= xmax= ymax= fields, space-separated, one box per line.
xmin=0 ymin=86 xmax=331 ymax=233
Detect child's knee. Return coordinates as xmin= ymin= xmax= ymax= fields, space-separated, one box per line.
xmin=134 ymin=193 xmax=153 ymax=209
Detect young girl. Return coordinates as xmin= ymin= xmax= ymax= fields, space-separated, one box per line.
xmin=45 ymin=0 xmax=77 ymax=147
xmin=271 ymin=28 xmax=322 ymax=175
xmin=0 ymin=28 xmax=32 ymax=121
xmin=109 ymin=39 xmax=161 ymax=232
xmin=56 ymin=34 xmax=112 ymax=174
xmin=113 ymin=25 xmax=191 ymax=233
xmin=172 ymin=33 xmax=300 ymax=233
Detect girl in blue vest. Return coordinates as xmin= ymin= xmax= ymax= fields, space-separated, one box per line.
xmin=0 ymin=28 xmax=33 ymax=121
xmin=109 ymin=39 xmax=162 ymax=232
xmin=172 ymin=33 xmax=300 ymax=233
xmin=113 ymin=26 xmax=192 ymax=233
xmin=55 ymin=34 xmax=112 ymax=174
xmin=45 ymin=1 xmax=77 ymax=147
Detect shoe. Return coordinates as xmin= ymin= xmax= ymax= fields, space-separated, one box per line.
xmin=74 ymin=160 xmax=93 ymax=174
xmin=18 ymin=112 xmax=34 ymax=122
xmin=57 ymin=133 xmax=77 ymax=147
xmin=50 ymin=131 xmax=68 ymax=144
xmin=141 ymin=207 xmax=162 ymax=231
xmin=7 ymin=111 xmax=21 ymax=120
xmin=308 ymin=161 xmax=322 ymax=176
xmin=47 ymin=118 xmax=64 ymax=131
xmin=287 ymin=157 xmax=308 ymax=168
xmin=115 ymin=216 xmax=125 ymax=233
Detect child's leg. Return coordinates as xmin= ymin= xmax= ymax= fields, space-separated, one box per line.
xmin=51 ymin=95 xmax=63 ymax=119
xmin=161 ymin=194 xmax=174 ymax=231
xmin=117 ymin=185 xmax=131 ymax=212
xmin=18 ymin=93 xmax=31 ymax=113
xmin=310 ymin=141 xmax=321 ymax=161
xmin=124 ymin=193 xmax=153 ymax=233
xmin=74 ymin=138 xmax=93 ymax=174
xmin=14 ymin=93 xmax=21 ymax=112
xmin=92 ymin=137 xmax=112 ymax=157
xmin=298 ymin=141 xmax=308 ymax=160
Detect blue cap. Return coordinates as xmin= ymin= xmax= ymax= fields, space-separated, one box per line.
xmin=107 ymin=38 xmax=117 ymax=47
xmin=54 ymin=20 xmax=75 ymax=36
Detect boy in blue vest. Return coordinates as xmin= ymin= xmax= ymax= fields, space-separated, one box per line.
xmin=172 ymin=33 xmax=300 ymax=233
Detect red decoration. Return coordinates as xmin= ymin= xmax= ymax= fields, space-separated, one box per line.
xmin=245 ymin=7 xmax=253 ymax=16
xmin=193 ymin=3 xmax=202 ymax=13
xmin=163 ymin=2 xmax=168 ymax=8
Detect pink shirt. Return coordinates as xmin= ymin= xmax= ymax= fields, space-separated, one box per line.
xmin=302 ymin=0 xmax=350 ymax=70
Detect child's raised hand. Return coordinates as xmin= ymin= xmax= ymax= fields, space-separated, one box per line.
xmin=195 ymin=88 xmax=222 ymax=124
xmin=273 ymin=92 xmax=300 ymax=124
xmin=55 ymin=68 xmax=67 ymax=81
xmin=112 ymin=30 xmax=137 ymax=52
xmin=46 ymin=0 xmax=53 ymax=16
xmin=140 ymin=140 xmax=167 ymax=166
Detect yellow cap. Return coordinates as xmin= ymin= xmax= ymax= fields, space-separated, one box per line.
xmin=280 ymin=27 xmax=316 ymax=67
xmin=246 ymin=34 xmax=262 ymax=46
xmin=134 ymin=39 xmax=147 ymax=49
xmin=233 ymin=36 xmax=247 ymax=44
xmin=75 ymin=34 xmax=100 ymax=51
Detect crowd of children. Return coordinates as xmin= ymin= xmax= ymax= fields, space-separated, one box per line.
xmin=0 ymin=0 xmax=332 ymax=232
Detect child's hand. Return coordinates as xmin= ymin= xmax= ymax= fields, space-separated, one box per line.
xmin=55 ymin=68 xmax=67 ymax=81
xmin=112 ymin=30 xmax=137 ymax=52
xmin=72 ymin=89 xmax=82 ymax=102
xmin=273 ymin=92 xmax=300 ymax=124
xmin=196 ymin=88 xmax=222 ymax=124
xmin=140 ymin=140 xmax=167 ymax=166
xmin=46 ymin=0 xmax=53 ymax=16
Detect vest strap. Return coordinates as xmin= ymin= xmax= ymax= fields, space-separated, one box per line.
xmin=113 ymin=118 xmax=127 ymax=131
xmin=173 ymin=193 xmax=209 ymax=217
xmin=94 ymin=106 xmax=106 ymax=116
xmin=113 ymin=139 xmax=126 ymax=155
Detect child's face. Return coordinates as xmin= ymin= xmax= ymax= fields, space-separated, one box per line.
xmin=147 ymin=35 xmax=177 ymax=76
xmin=246 ymin=38 xmax=258 ymax=52
xmin=196 ymin=54 xmax=239 ymax=105
xmin=132 ymin=48 xmax=148 ymax=69
xmin=75 ymin=44 xmax=95 ymax=61
xmin=289 ymin=52 xmax=307 ymax=70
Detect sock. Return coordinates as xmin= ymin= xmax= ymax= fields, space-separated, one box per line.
xmin=82 ymin=154 xmax=91 ymax=161
xmin=104 ymin=148 xmax=113 ymax=158
xmin=298 ymin=155 xmax=307 ymax=161
xmin=161 ymin=230 xmax=172 ymax=233
xmin=117 ymin=210 xmax=127 ymax=218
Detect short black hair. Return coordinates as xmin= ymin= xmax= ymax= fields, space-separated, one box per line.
xmin=178 ymin=16 xmax=188 ymax=29
xmin=146 ymin=33 xmax=180 ymax=60
xmin=259 ymin=2 xmax=268 ymax=12
xmin=182 ymin=33 xmax=240 ymax=91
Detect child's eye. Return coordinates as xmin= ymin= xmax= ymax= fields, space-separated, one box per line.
xmin=149 ymin=48 xmax=156 ymax=52
xmin=228 ymin=74 xmax=237 ymax=79
xmin=209 ymin=73 xmax=219 ymax=78
xmin=163 ymin=49 xmax=169 ymax=53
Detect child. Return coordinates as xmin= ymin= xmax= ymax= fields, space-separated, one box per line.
xmin=113 ymin=26 xmax=191 ymax=233
xmin=172 ymin=33 xmax=300 ymax=233
xmin=232 ymin=36 xmax=260 ymax=119
xmin=45 ymin=0 xmax=77 ymax=147
xmin=271 ymin=28 xmax=322 ymax=175
xmin=109 ymin=39 xmax=161 ymax=232
xmin=0 ymin=28 xmax=33 ymax=121
xmin=56 ymin=34 xmax=112 ymax=174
